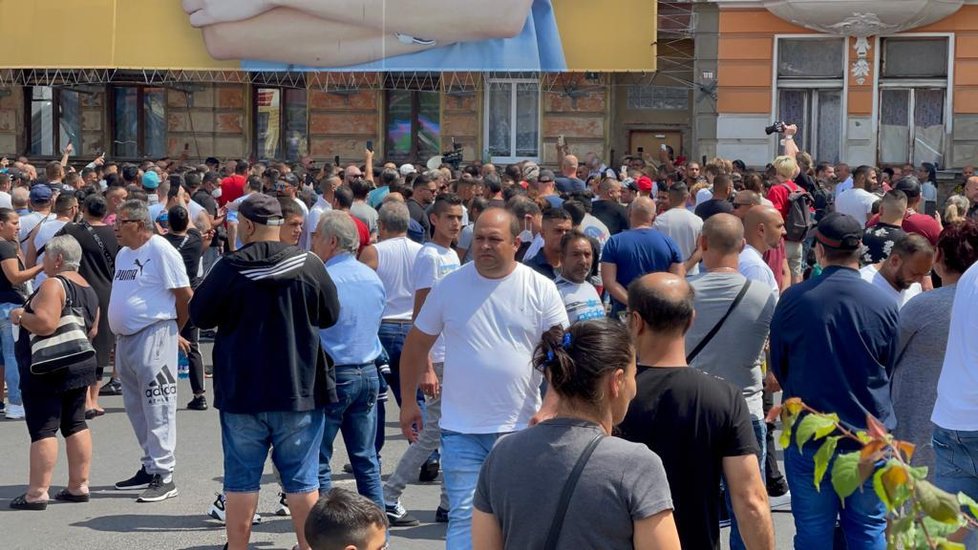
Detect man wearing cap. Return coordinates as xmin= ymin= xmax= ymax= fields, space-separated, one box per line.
xmin=189 ymin=193 xmax=340 ymax=550
xmin=109 ymin=200 xmax=193 ymax=503
xmin=19 ymin=185 xmax=56 ymax=253
xmin=142 ymin=170 xmax=162 ymax=203
xmin=866 ymin=176 xmax=942 ymax=246
xmin=532 ymin=169 xmax=563 ymax=209
xmin=769 ymin=212 xmax=899 ymax=548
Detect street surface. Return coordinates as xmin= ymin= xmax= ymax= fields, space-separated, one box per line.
xmin=0 ymin=342 xmax=795 ymax=549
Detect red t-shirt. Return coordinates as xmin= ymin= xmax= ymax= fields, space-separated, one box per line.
xmin=349 ymin=213 xmax=370 ymax=255
xmin=220 ymin=174 xmax=246 ymax=207
xmin=864 ymin=211 xmax=941 ymax=245
xmin=763 ymin=239 xmax=787 ymax=292
xmin=767 ymin=181 xmax=801 ymax=220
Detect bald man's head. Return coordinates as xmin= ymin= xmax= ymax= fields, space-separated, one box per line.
xmin=628 ymin=196 xmax=657 ymax=228
xmin=965 ymin=176 xmax=978 ymax=202
xmin=744 ymin=205 xmax=786 ymax=252
xmin=628 ymin=272 xmax=695 ymax=336
xmin=701 ymin=213 xmax=745 ymax=256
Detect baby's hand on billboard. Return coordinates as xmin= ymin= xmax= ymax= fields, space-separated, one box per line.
xmin=182 ymin=0 xmax=272 ymax=27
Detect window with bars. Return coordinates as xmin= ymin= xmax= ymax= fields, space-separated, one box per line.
xmin=485 ymin=77 xmax=540 ymax=163
xmin=775 ymin=38 xmax=846 ymax=163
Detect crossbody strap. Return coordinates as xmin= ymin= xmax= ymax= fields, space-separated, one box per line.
xmin=544 ymin=433 xmax=604 ymax=550
xmin=686 ymin=279 xmax=752 ymax=364
xmin=81 ymin=222 xmax=115 ymax=271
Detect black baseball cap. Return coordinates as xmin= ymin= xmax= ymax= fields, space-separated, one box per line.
xmin=815 ymin=212 xmax=863 ymax=251
xmin=239 ymin=194 xmax=284 ymax=226
xmin=893 ymin=177 xmax=922 ymax=199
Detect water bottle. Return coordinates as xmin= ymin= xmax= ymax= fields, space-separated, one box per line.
xmin=177 ymin=351 xmax=189 ymax=379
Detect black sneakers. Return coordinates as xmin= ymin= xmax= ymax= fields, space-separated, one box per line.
xmin=436 ymin=506 xmax=449 ymax=523
xmin=187 ymin=395 xmax=208 ymax=410
xmin=99 ymin=379 xmax=122 ymax=396
xmin=137 ymin=475 xmax=178 ymax=502
xmin=419 ymin=458 xmax=440 ymax=482
xmin=115 ymin=466 xmax=154 ymax=490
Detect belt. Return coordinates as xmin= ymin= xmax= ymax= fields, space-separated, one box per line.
xmin=381 ymin=319 xmax=413 ymax=324
xmin=334 ymin=362 xmax=375 ymax=369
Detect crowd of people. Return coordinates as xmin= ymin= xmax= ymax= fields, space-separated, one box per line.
xmin=1 ymin=118 xmax=978 ymax=550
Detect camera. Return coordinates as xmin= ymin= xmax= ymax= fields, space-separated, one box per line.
xmin=765 ymin=121 xmax=787 ymax=135
xmin=441 ymin=140 xmax=464 ymax=171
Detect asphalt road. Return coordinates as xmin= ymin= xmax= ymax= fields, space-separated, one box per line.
xmin=0 ymin=342 xmax=795 ymax=549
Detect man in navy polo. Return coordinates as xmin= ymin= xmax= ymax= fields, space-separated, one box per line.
xmin=769 ymin=212 xmax=899 ymax=549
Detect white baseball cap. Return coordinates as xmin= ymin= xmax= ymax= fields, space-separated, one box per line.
xmin=399 ymin=163 xmax=417 ymax=177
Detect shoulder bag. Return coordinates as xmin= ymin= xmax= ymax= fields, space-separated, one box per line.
xmin=81 ymin=221 xmax=115 ymax=272
xmin=543 ymin=433 xmax=604 ymax=550
xmin=686 ymin=279 xmax=752 ymax=364
xmin=28 ymin=275 xmax=95 ymax=375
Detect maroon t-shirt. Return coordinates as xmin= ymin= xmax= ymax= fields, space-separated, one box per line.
xmin=865 ymin=211 xmax=941 ymax=245
xmin=763 ymin=239 xmax=787 ymax=292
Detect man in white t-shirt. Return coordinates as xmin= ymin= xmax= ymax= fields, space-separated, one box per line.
xmin=739 ymin=205 xmax=785 ymax=298
xmin=108 ymin=200 xmax=192 ymax=503
xmin=835 ymin=166 xmax=879 ymax=225
xmin=383 ymin=194 xmax=463 ymax=525
xmin=859 ymin=233 xmax=933 ymax=309
xmin=27 ymin=192 xmax=77 ymax=286
xmin=654 ymin=183 xmax=704 ymax=275
xmin=358 ymin=200 xmax=422 ymax=461
xmin=555 ymin=230 xmax=605 ymax=323
xmin=399 ymin=208 xmax=568 ymax=549
xmin=19 ymin=184 xmax=55 ymax=253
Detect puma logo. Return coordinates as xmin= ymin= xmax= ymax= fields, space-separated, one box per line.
xmin=134 ymin=258 xmax=151 ymax=275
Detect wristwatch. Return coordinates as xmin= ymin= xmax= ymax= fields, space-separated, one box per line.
xmin=395 ymin=32 xmax=437 ymax=46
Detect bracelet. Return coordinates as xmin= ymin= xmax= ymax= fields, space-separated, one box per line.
xmin=395 ymin=32 xmax=437 ymax=46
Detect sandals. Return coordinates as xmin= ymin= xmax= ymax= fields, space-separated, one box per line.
xmin=10 ymin=494 xmax=47 ymax=511
xmin=54 ymin=488 xmax=90 ymax=503
xmin=84 ymin=409 xmax=105 ymax=420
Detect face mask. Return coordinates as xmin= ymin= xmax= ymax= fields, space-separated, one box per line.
xmin=211 ymin=188 xmax=222 ymax=199
xmin=517 ymin=219 xmax=533 ymax=243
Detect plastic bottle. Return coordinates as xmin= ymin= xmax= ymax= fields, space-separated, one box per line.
xmin=178 ymin=351 xmax=189 ymax=379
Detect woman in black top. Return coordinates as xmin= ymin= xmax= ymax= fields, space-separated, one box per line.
xmin=0 ymin=208 xmax=44 ymax=419
xmin=9 ymin=234 xmax=100 ymax=510
xmin=57 ymin=191 xmax=119 ymax=416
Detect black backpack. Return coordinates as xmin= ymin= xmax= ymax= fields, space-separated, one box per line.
xmin=782 ymin=183 xmax=815 ymax=242
xmin=811 ymin=179 xmax=835 ymax=223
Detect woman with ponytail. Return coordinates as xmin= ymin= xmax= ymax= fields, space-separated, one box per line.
xmin=471 ymin=319 xmax=680 ymax=550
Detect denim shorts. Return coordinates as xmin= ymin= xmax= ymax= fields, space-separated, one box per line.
xmin=220 ymin=409 xmax=325 ymax=494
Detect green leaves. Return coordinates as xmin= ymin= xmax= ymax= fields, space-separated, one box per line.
xmin=958 ymin=491 xmax=978 ymax=519
xmin=795 ymin=413 xmax=840 ymax=452
xmin=917 ymin=480 xmax=962 ymax=524
xmin=813 ymin=436 xmax=840 ymax=491
xmin=871 ymin=460 xmax=911 ymax=512
xmin=831 ymin=451 xmax=863 ymax=503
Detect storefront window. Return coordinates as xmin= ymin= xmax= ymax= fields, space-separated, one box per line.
xmin=486 ymin=77 xmax=540 ymax=162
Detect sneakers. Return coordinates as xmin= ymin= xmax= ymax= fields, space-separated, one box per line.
xmin=419 ymin=458 xmax=440 ymax=482
xmin=115 ymin=466 xmax=155 ymax=490
xmin=769 ymin=490 xmax=792 ymax=508
xmin=385 ymin=501 xmax=420 ymax=527
xmin=187 ymin=395 xmax=208 ymax=411
xmin=4 ymin=403 xmax=25 ymax=420
xmin=342 ymin=463 xmax=354 ymax=474
xmin=99 ymin=379 xmax=122 ymax=396
xmin=275 ymin=492 xmax=291 ymax=516
xmin=137 ymin=475 xmax=178 ymax=502
xmin=435 ymin=506 xmax=449 ymax=523
xmin=208 ymin=493 xmax=262 ymax=524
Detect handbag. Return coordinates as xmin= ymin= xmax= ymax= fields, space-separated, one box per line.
xmin=543 ymin=433 xmax=604 ymax=550
xmin=80 ymin=221 xmax=115 ymax=272
xmin=28 ymin=276 xmax=95 ymax=375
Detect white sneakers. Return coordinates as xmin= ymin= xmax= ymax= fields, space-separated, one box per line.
xmin=5 ymin=403 xmax=25 ymax=419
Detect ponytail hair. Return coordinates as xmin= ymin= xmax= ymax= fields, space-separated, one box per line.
xmin=533 ymin=319 xmax=634 ymax=407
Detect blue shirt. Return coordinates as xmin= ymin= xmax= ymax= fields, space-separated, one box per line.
xmin=319 ymin=253 xmax=386 ymax=366
xmin=243 ymin=0 xmax=566 ymax=72
xmin=834 ymin=176 xmax=853 ymax=198
xmin=769 ymin=266 xmax=899 ymax=441
xmin=600 ymin=227 xmax=683 ymax=308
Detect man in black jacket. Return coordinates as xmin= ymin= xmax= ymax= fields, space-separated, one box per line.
xmin=189 ymin=194 xmax=340 ymax=550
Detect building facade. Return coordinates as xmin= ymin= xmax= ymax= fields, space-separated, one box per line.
xmin=706 ymin=0 xmax=978 ymax=169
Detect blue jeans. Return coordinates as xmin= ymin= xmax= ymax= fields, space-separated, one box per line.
xmin=727 ymin=418 xmax=767 ymax=550
xmin=220 ymin=409 xmax=325 ymax=494
xmin=784 ymin=444 xmax=886 ymax=550
xmin=442 ymin=430 xmax=508 ymax=550
xmin=377 ymin=321 xmax=427 ymax=453
xmin=319 ymin=364 xmax=384 ymax=511
xmin=933 ymin=425 xmax=978 ymax=550
xmin=0 ymin=302 xmax=22 ymax=405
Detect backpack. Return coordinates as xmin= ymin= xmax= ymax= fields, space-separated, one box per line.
xmin=782 ymin=183 xmax=814 ymax=242
xmin=811 ymin=179 xmax=835 ymax=223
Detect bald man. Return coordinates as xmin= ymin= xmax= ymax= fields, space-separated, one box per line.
xmin=964 ymin=176 xmax=978 ymax=220
xmin=739 ymin=206 xmax=786 ymax=298
xmin=601 ymin=197 xmax=685 ymax=315
xmin=619 ymin=272 xmax=774 ymax=550
xmin=555 ymin=154 xmax=585 ymax=193
xmin=399 ymin=208 xmax=568 ymax=548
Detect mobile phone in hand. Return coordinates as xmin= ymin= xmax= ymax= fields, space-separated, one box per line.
xmin=637 ymin=147 xmax=644 ymax=154
xmin=334 ymin=155 xmax=341 ymax=166
xmin=366 ymin=140 xmax=374 ymax=153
